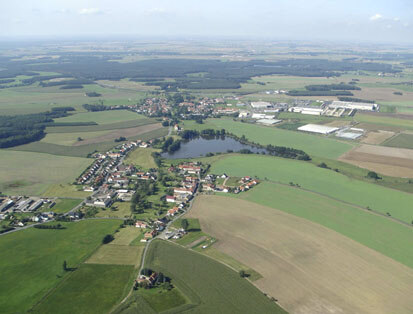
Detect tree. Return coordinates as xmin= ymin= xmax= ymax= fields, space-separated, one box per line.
xmin=63 ymin=260 xmax=68 ymax=271
xmin=239 ymin=270 xmax=246 ymax=278
xmin=367 ymin=171 xmax=381 ymax=180
xmin=102 ymin=234 xmax=114 ymax=244
xmin=181 ymin=219 xmax=189 ymax=231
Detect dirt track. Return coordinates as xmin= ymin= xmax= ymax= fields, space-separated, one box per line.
xmin=188 ymin=195 xmax=413 ymax=314
xmin=339 ymin=144 xmax=413 ymax=177
xmin=72 ymin=123 xmax=162 ymax=146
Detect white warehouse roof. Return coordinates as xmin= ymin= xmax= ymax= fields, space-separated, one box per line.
xmin=257 ymin=119 xmax=282 ymax=125
xmin=298 ymin=124 xmax=339 ymax=135
xmin=251 ymin=101 xmax=272 ymax=108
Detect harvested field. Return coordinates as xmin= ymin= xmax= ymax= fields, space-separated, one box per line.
xmin=324 ymin=120 xmax=350 ymax=127
xmin=360 ymin=130 xmax=395 ymax=144
xmin=188 ymin=195 xmax=413 ymax=314
xmin=339 ymin=144 xmax=413 ymax=177
xmin=72 ymin=123 xmax=162 ymax=146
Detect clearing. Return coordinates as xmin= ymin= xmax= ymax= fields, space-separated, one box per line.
xmin=188 ymin=195 xmax=413 ymax=314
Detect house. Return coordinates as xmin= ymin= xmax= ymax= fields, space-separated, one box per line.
xmin=166 ymin=195 xmax=176 ymax=203
xmin=135 ymin=221 xmax=147 ymax=228
xmin=167 ymin=207 xmax=180 ymax=216
xmin=144 ymin=230 xmax=157 ymax=239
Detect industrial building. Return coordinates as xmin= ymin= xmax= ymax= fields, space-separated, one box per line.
xmin=330 ymin=101 xmax=378 ymax=111
xmin=251 ymin=101 xmax=272 ymax=109
xmin=288 ymin=107 xmax=324 ymax=115
xmin=297 ymin=124 xmax=339 ymax=135
xmin=256 ymin=119 xmax=282 ymax=125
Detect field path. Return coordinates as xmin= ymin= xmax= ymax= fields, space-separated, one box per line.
xmin=188 ymin=195 xmax=413 ymax=314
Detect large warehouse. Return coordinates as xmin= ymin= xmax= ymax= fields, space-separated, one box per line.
xmin=330 ymin=101 xmax=378 ymax=111
xmin=251 ymin=101 xmax=272 ymax=109
xmin=297 ymin=124 xmax=339 ymax=135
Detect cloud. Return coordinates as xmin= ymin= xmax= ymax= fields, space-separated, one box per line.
xmin=370 ymin=13 xmax=383 ymax=21
xmin=78 ymin=8 xmax=104 ymax=15
xmin=144 ymin=7 xmax=167 ymax=16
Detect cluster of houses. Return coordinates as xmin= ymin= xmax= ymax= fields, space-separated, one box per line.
xmin=165 ymin=162 xmax=200 ymax=204
xmin=201 ymin=174 xmax=259 ymax=194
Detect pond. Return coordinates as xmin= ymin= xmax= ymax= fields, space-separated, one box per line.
xmin=161 ymin=136 xmax=267 ymax=159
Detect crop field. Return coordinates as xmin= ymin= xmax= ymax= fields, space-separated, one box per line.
xmin=110 ymin=226 xmax=145 ymax=246
xmin=52 ymin=198 xmax=83 ymax=214
xmin=384 ymin=132 xmax=413 ymax=149
xmin=86 ymin=244 xmax=143 ymax=266
xmin=0 ymin=150 xmax=92 ymax=196
xmin=209 ymin=154 xmax=413 ymax=223
xmin=355 ymin=112 xmax=413 ymax=130
xmin=360 ymin=130 xmax=395 ymax=144
xmin=339 ymin=144 xmax=413 ymax=178
xmin=33 ymin=264 xmax=134 ymax=314
xmin=0 ymin=220 xmax=120 ymax=313
xmin=0 ymin=84 xmax=145 ymax=115
xmin=188 ymin=195 xmax=413 ymax=314
xmin=55 ymin=110 xmax=144 ymax=125
xmin=183 ymin=119 xmax=353 ymax=159
xmin=124 ymin=148 xmax=159 ymax=169
xmin=41 ymin=130 xmax=112 ymax=146
xmin=144 ymin=240 xmax=286 ymax=314
xmin=232 ymin=182 xmax=413 ymax=268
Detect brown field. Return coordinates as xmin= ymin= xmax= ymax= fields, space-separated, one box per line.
xmin=360 ymin=130 xmax=396 ymax=144
xmin=356 ymin=122 xmax=403 ymax=132
xmin=72 ymin=123 xmax=162 ymax=146
xmin=339 ymin=144 xmax=413 ymax=177
xmin=188 ymin=195 xmax=413 ymax=314
xmin=324 ymin=120 xmax=351 ymax=127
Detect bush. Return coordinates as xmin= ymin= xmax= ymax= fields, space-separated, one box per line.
xmin=102 ymin=234 xmax=114 ymax=244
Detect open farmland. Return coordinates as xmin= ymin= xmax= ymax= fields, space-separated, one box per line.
xmin=0 ymin=150 xmax=92 ymax=195
xmin=54 ymin=110 xmax=144 ymax=125
xmin=360 ymin=130 xmax=395 ymax=144
xmin=188 ymin=195 xmax=413 ymax=314
xmin=384 ymin=132 xmax=413 ymax=149
xmin=355 ymin=112 xmax=413 ymax=130
xmin=144 ymin=240 xmax=286 ymax=314
xmin=209 ymin=154 xmax=413 ymax=223
xmin=183 ymin=118 xmax=353 ymax=159
xmin=339 ymin=144 xmax=413 ymax=178
xmin=0 ymin=220 xmax=120 ymax=313
xmin=41 ymin=130 xmax=112 ymax=146
xmin=33 ymin=264 xmax=134 ymax=314
xmin=86 ymin=244 xmax=143 ymax=266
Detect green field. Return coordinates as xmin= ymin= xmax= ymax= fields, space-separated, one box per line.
xmin=228 ymin=182 xmax=413 ymax=269
xmin=41 ymin=130 xmax=111 ymax=146
xmin=0 ymin=150 xmax=92 ymax=195
xmin=143 ymin=240 xmax=286 ymax=314
xmin=124 ymin=148 xmax=159 ymax=169
xmin=86 ymin=244 xmax=143 ymax=266
xmin=209 ymin=154 xmax=413 ymax=223
xmin=33 ymin=264 xmax=134 ymax=314
xmin=383 ymin=133 xmax=413 ymax=149
xmin=97 ymin=202 xmax=133 ymax=219
xmin=42 ymin=184 xmax=91 ymax=198
xmin=0 ymin=220 xmax=120 ymax=313
xmin=355 ymin=113 xmax=413 ymax=130
xmin=183 ymin=118 xmax=353 ymax=159
xmin=55 ymin=110 xmax=144 ymax=125
xmin=52 ymin=198 xmax=83 ymax=214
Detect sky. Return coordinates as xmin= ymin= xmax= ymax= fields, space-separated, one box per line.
xmin=1 ymin=0 xmax=412 ymax=44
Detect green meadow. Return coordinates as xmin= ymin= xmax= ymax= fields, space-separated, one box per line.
xmin=0 ymin=150 xmax=92 ymax=195
xmin=355 ymin=113 xmax=413 ymax=130
xmin=54 ymin=110 xmax=144 ymax=125
xmin=384 ymin=133 xmax=413 ymax=149
xmin=144 ymin=240 xmax=286 ymax=314
xmin=210 ymin=154 xmax=413 ymax=223
xmin=183 ymin=118 xmax=353 ymax=159
xmin=33 ymin=264 xmax=134 ymax=314
xmin=228 ymin=182 xmax=413 ymax=269
xmin=0 ymin=220 xmax=120 ymax=313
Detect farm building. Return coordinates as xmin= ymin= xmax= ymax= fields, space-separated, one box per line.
xmin=289 ymin=107 xmax=324 ymax=115
xmin=256 ymin=119 xmax=282 ymax=125
xmin=251 ymin=101 xmax=272 ymax=109
xmin=330 ymin=101 xmax=378 ymax=111
xmin=335 ymin=128 xmax=364 ymax=140
xmin=298 ymin=124 xmax=339 ymax=135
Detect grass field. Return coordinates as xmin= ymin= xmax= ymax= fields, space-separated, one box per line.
xmin=33 ymin=264 xmax=134 ymax=314
xmin=188 ymin=195 xmax=413 ymax=314
xmin=52 ymin=198 xmax=83 ymax=214
xmin=355 ymin=113 xmax=413 ymax=130
xmin=124 ymin=148 xmax=159 ymax=169
xmin=137 ymin=287 xmax=187 ymax=312
xmin=183 ymin=118 xmax=353 ymax=159
xmin=209 ymin=154 xmax=413 ymax=223
xmin=383 ymin=132 xmax=413 ymax=149
xmin=0 ymin=220 xmax=120 ymax=313
xmin=86 ymin=244 xmax=143 ymax=266
xmin=144 ymin=240 xmax=286 ymax=314
xmin=111 ymin=226 xmax=145 ymax=246
xmin=55 ymin=110 xmax=144 ymax=125
xmin=42 ymin=184 xmax=91 ymax=198
xmin=96 ymin=202 xmax=132 ymax=219
xmin=0 ymin=150 xmax=92 ymax=196
xmin=41 ymin=130 xmax=111 ymax=146
xmin=231 ymin=182 xmax=413 ymax=269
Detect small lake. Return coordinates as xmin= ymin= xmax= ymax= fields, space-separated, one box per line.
xmin=161 ymin=136 xmax=267 ymax=159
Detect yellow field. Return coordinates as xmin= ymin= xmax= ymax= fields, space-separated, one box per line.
xmin=188 ymin=195 xmax=413 ymax=314
xmin=111 ymin=226 xmax=144 ymax=246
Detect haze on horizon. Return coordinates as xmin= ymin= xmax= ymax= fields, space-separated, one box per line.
xmin=1 ymin=0 xmax=413 ymax=45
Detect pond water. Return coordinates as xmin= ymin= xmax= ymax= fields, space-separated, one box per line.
xmin=161 ymin=136 xmax=267 ymax=159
